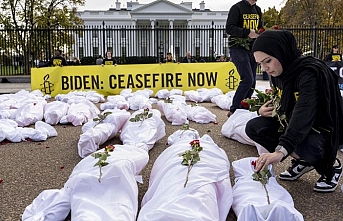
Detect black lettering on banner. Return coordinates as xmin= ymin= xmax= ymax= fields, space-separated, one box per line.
xmin=75 ymin=76 xmax=82 ymax=90
xmin=161 ymin=73 xmax=165 ymax=87
xmin=152 ymin=73 xmax=159 ymax=88
xmin=83 ymin=76 xmax=90 ymax=90
xmin=206 ymin=72 xmax=217 ymax=86
xmin=118 ymin=74 xmax=125 ymax=89
xmin=127 ymin=74 xmax=135 ymax=88
xmin=175 ymin=73 xmax=183 ymax=87
xmin=166 ymin=73 xmax=174 ymax=87
xmin=136 ymin=74 xmax=143 ymax=88
xmin=61 ymin=76 xmax=69 ymax=90
xmin=91 ymin=75 xmax=100 ymax=90
xmin=198 ymin=72 xmax=205 ymax=86
xmin=109 ymin=75 xmax=117 ymax=89
xmin=144 ymin=73 xmax=151 ymax=88
xmin=188 ymin=72 xmax=217 ymax=87
xmin=70 ymin=76 xmax=74 ymax=90
xmin=188 ymin=73 xmax=196 ymax=87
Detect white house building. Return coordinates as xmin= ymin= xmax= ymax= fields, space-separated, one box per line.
xmin=76 ymin=0 xmax=229 ymax=62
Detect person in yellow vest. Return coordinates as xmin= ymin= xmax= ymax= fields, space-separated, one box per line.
xmin=325 ymin=45 xmax=342 ymax=62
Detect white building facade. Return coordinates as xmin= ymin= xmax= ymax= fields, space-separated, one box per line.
xmin=77 ymin=0 xmax=229 ymax=62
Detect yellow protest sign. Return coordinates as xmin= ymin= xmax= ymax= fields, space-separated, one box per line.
xmin=31 ymin=62 xmax=240 ymax=97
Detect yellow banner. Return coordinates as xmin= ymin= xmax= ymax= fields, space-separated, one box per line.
xmin=31 ymin=62 xmax=240 ymax=97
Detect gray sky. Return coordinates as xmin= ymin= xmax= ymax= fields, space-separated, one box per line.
xmin=79 ymin=0 xmax=285 ymax=12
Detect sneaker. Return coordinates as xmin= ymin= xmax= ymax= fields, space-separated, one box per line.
xmin=227 ymin=111 xmax=234 ymax=118
xmin=279 ymin=159 xmax=314 ymax=181
xmin=314 ymin=158 xmax=342 ymax=192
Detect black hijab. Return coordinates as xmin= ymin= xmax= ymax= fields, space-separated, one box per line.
xmin=253 ymin=30 xmax=343 ymax=177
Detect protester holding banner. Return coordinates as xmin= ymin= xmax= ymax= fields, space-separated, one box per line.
xmin=181 ymin=51 xmax=197 ymax=63
xmin=325 ymin=45 xmax=342 ymax=62
xmin=161 ymin=52 xmax=176 ymax=63
xmin=246 ymin=30 xmax=343 ymax=193
xmin=225 ymin=0 xmax=263 ymax=117
xmin=102 ymin=51 xmax=117 ymax=66
xmin=39 ymin=50 xmax=68 ymax=67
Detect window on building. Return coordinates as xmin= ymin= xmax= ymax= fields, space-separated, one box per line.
xmin=223 ymin=47 xmax=228 ymax=57
xmin=175 ymin=47 xmax=180 ymax=58
xmin=92 ymin=31 xmax=99 ymax=38
xmin=107 ymin=47 xmax=113 ymax=54
xmin=93 ymin=47 xmax=99 ymax=57
xmin=195 ymin=47 xmax=200 ymax=58
xmin=121 ymin=47 xmax=126 ymax=57
xmin=79 ymin=47 xmax=84 ymax=59
xmin=141 ymin=45 xmax=147 ymax=56
xmin=121 ymin=29 xmax=126 ymax=38
xmin=195 ymin=29 xmax=200 ymax=38
xmin=106 ymin=31 xmax=113 ymax=39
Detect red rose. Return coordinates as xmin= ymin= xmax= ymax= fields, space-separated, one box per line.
xmin=258 ymin=27 xmax=266 ymax=34
xmin=240 ymin=99 xmax=249 ymax=109
xmin=190 ymin=140 xmax=200 ymax=148
xmin=105 ymin=144 xmax=115 ymax=152
xmin=265 ymin=88 xmax=274 ymax=94
xmin=251 ymin=160 xmax=256 ymax=168
xmin=272 ymin=25 xmax=279 ymax=29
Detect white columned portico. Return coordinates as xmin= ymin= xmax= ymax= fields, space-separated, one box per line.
xmin=131 ymin=19 xmax=137 ymax=56
xmin=150 ymin=19 xmax=155 ymax=56
xmin=169 ymin=19 xmax=174 ymax=55
xmin=187 ymin=19 xmax=193 ymax=56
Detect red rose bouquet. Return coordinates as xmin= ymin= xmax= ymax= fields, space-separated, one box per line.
xmin=241 ymin=88 xmax=288 ymax=132
xmin=229 ymin=27 xmax=266 ymax=50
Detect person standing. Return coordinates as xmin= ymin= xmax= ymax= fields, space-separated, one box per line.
xmin=71 ymin=57 xmax=81 ymax=66
xmin=96 ymin=55 xmax=103 ymax=65
xmin=246 ymin=30 xmax=343 ymax=192
xmin=225 ymin=0 xmax=262 ymax=117
xmin=102 ymin=51 xmax=117 ymax=66
xmin=160 ymin=52 xmax=176 ymax=63
xmin=39 ymin=50 xmax=68 ymax=67
xmin=182 ymin=51 xmax=197 ymax=63
xmin=324 ymin=45 xmax=342 ymax=62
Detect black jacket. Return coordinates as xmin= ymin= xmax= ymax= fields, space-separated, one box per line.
xmin=40 ymin=56 xmax=68 ymax=67
xmin=102 ymin=57 xmax=117 ymax=65
xmin=182 ymin=56 xmax=197 ymax=63
xmin=225 ymin=0 xmax=262 ymax=49
xmin=272 ymin=56 xmax=343 ymax=178
xmin=325 ymin=53 xmax=342 ymax=62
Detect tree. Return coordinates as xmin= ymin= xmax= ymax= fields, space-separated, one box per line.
xmin=262 ymin=7 xmax=280 ymax=28
xmin=279 ymin=0 xmax=343 ymax=26
xmin=0 ymin=0 xmax=85 ymax=74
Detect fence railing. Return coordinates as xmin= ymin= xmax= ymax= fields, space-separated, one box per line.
xmin=0 ymin=24 xmax=342 ymax=76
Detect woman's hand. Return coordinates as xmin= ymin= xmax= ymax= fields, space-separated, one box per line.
xmin=255 ymin=152 xmax=284 ymax=172
xmin=248 ymin=29 xmax=259 ymax=38
xmin=258 ymin=100 xmax=274 ymax=117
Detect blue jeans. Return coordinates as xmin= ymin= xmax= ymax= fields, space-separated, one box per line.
xmin=245 ymin=116 xmax=326 ymax=166
xmin=229 ymin=48 xmax=257 ymax=112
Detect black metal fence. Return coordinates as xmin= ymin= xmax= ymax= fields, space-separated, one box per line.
xmin=0 ymin=23 xmax=342 ymax=76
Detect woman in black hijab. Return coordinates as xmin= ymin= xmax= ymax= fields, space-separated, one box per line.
xmin=245 ymin=30 xmax=343 ymax=192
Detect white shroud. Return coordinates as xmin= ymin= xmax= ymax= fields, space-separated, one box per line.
xmin=138 ymin=131 xmax=233 ymax=221
xmin=232 ymin=157 xmax=304 ymax=221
